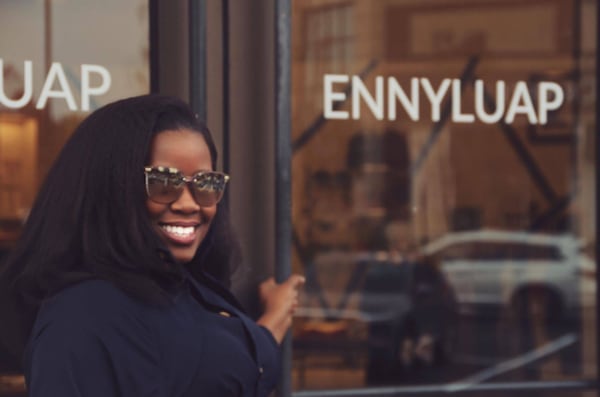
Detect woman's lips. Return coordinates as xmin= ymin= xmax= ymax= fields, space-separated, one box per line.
xmin=159 ymin=224 xmax=198 ymax=245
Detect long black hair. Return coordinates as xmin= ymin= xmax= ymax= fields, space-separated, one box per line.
xmin=0 ymin=94 xmax=241 ymax=365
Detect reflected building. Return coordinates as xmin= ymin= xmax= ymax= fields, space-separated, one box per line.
xmin=290 ymin=0 xmax=597 ymax=394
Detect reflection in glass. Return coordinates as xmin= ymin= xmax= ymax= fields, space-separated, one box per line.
xmin=291 ymin=0 xmax=596 ymax=394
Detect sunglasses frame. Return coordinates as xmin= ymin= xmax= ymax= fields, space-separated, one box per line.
xmin=144 ymin=166 xmax=230 ymax=206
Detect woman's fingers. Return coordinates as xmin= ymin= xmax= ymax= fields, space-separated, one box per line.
xmin=285 ymin=274 xmax=306 ymax=289
xmin=256 ymin=274 xmax=306 ymax=344
xmin=259 ymin=274 xmax=305 ymax=316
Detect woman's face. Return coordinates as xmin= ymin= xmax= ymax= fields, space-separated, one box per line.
xmin=146 ymin=129 xmax=217 ymax=263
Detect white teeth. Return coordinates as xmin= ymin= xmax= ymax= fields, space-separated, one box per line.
xmin=161 ymin=225 xmax=195 ymax=237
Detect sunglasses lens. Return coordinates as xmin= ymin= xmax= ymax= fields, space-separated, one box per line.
xmin=193 ymin=190 xmax=224 ymax=207
xmin=192 ymin=173 xmax=228 ymax=206
xmin=145 ymin=172 xmax=181 ymax=203
xmin=145 ymin=168 xmax=229 ymax=206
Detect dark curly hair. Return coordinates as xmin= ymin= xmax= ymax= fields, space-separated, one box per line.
xmin=0 ymin=94 xmax=241 ymax=366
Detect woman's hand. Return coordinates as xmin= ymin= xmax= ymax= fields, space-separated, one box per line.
xmin=256 ymin=274 xmax=305 ymax=344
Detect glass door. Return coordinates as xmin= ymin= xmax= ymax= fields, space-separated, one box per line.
xmin=290 ymin=1 xmax=597 ymax=395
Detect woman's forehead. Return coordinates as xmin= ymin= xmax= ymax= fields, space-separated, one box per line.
xmin=149 ymin=129 xmax=212 ymax=171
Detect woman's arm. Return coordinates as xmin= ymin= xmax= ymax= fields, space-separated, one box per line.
xmin=256 ymin=274 xmax=305 ymax=344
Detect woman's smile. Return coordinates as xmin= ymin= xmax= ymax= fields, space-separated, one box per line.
xmin=159 ymin=223 xmax=199 ymax=244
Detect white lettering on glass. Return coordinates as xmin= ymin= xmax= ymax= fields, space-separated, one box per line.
xmin=0 ymin=59 xmax=33 ymax=108
xmin=323 ymin=74 xmax=565 ymax=125
xmin=323 ymin=74 xmax=349 ymax=119
xmin=421 ymin=78 xmax=451 ymax=122
xmin=81 ymin=64 xmax=111 ymax=111
xmin=537 ymin=82 xmax=564 ymax=124
xmin=352 ymin=76 xmax=384 ymax=120
xmin=474 ymin=80 xmax=506 ymax=124
xmin=452 ymin=79 xmax=475 ymax=123
xmin=505 ymin=81 xmax=538 ymax=124
xmin=37 ymin=62 xmax=78 ymax=111
xmin=388 ymin=78 xmax=419 ymax=121
xmin=0 ymin=58 xmax=112 ymax=111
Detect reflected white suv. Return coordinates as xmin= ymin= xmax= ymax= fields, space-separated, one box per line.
xmin=421 ymin=229 xmax=596 ymax=320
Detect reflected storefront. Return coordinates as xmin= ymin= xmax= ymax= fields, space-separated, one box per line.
xmin=290 ymin=0 xmax=597 ymax=395
xmin=0 ymin=0 xmax=148 ymax=394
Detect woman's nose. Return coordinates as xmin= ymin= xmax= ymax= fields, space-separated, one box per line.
xmin=170 ymin=184 xmax=201 ymax=212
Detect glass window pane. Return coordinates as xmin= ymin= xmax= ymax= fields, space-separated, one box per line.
xmin=0 ymin=1 xmax=149 ymax=394
xmin=291 ymin=0 xmax=597 ymax=394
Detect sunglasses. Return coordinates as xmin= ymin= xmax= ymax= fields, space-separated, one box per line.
xmin=144 ymin=166 xmax=230 ymax=206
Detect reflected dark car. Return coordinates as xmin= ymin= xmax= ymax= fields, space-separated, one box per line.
xmin=360 ymin=253 xmax=458 ymax=385
xmin=0 ymin=246 xmax=9 ymax=264
xmin=294 ymin=251 xmax=458 ymax=386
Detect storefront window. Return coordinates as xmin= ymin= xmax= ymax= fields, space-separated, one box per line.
xmin=291 ymin=0 xmax=597 ymax=395
xmin=0 ymin=0 xmax=148 ymax=394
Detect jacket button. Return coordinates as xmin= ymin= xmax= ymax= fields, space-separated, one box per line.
xmin=259 ymin=366 xmax=264 ymax=375
xmin=218 ymin=311 xmax=231 ymax=317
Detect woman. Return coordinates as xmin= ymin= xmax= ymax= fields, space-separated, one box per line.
xmin=0 ymin=94 xmax=304 ymax=396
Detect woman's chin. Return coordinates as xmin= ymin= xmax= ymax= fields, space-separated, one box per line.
xmin=167 ymin=245 xmax=199 ymax=263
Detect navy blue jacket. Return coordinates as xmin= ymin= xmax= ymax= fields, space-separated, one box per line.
xmin=24 ymin=273 xmax=280 ymax=396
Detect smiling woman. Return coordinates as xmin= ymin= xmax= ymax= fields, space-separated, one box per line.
xmin=0 ymin=94 xmax=304 ymax=397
